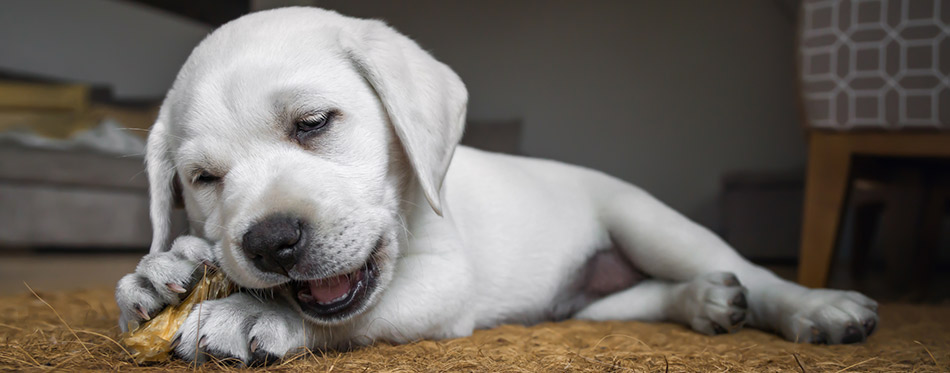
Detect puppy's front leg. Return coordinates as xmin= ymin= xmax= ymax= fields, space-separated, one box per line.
xmin=354 ymin=207 xmax=476 ymax=344
xmin=357 ymin=249 xmax=476 ymax=344
xmin=598 ymin=184 xmax=877 ymax=344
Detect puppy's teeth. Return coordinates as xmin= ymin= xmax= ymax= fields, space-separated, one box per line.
xmin=298 ymin=291 xmax=315 ymax=303
xmin=167 ymin=283 xmax=187 ymax=293
xmin=136 ymin=305 xmax=151 ymax=321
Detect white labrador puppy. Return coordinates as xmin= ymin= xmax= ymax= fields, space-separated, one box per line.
xmin=116 ymin=7 xmax=878 ymax=364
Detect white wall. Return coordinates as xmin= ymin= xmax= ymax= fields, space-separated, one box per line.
xmin=303 ymin=0 xmax=807 ymax=230
xmin=0 ymin=0 xmax=211 ymax=99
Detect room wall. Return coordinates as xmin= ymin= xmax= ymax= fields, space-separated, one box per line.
xmin=0 ymin=0 xmax=806 ymax=232
xmin=304 ymin=0 xmax=808 ymax=231
xmin=0 ymin=0 xmax=211 ymax=100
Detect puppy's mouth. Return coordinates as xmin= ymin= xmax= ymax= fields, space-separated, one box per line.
xmin=289 ymin=242 xmax=382 ymax=321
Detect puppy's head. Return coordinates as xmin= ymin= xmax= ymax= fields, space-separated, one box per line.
xmin=144 ymin=8 xmax=466 ymax=325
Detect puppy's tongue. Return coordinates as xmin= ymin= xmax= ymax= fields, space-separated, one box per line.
xmin=308 ymin=273 xmax=354 ymax=303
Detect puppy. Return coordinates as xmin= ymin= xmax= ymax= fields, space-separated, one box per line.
xmin=116 ymin=7 xmax=878 ymax=364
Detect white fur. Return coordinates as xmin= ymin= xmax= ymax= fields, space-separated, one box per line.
xmin=117 ymin=7 xmax=878 ymax=364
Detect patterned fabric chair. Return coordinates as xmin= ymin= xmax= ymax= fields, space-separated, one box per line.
xmin=797 ymin=0 xmax=950 ymax=288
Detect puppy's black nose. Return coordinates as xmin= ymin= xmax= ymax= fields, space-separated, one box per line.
xmin=242 ymin=215 xmax=304 ymax=275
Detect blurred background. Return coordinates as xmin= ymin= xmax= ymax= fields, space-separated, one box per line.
xmin=0 ymin=0 xmax=948 ymax=303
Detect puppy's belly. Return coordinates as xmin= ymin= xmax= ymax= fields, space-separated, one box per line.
xmin=548 ymin=247 xmax=646 ymax=321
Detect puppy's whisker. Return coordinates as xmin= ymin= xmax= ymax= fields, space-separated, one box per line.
xmin=395 ymin=215 xmax=413 ymax=240
xmin=249 ymin=288 xmax=268 ymax=303
xmin=398 ymin=198 xmax=420 ymax=208
xmin=362 ymin=316 xmax=412 ymax=345
xmin=129 ymin=169 xmax=147 ymax=182
xmin=129 ymin=129 xmax=190 ymax=143
xmin=187 ymin=218 xmax=229 ymax=233
xmin=137 ymin=162 xmax=178 ymax=183
xmin=113 ymin=127 xmax=151 ymax=133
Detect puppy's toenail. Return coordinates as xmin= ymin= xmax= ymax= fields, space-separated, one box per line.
xmin=198 ymin=335 xmax=209 ymax=349
xmin=724 ymin=275 xmax=740 ymax=287
xmin=712 ymin=324 xmax=728 ymax=335
xmin=841 ymin=325 xmax=864 ymax=344
xmin=810 ymin=327 xmax=828 ymax=344
xmin=167 ymin=283 xmax=187 ymax=293
xmin=729 ymin=311 xmax=745 ymax=325
xmin=863 ymin=319 xmax=876 ymax=335
xmin=135 ymin=305 xmax=150 ymax=321
xmin=249 ymin=337 xmax=260 ymax=353
xmin=730 ymin=293 xmax=747 ymax=308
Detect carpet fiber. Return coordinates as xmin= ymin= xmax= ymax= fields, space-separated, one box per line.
xmin=1 ymin=287 xmax=948 ymax=372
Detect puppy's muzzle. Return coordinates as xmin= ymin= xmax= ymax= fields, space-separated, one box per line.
xmin=242 ymin=214 xmax=305 ymax=275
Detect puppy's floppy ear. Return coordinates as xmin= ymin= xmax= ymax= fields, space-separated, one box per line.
xmin=342 ymin=20 xmax=468 ymax=216
xmin=145 ymin=118 xmax=181 ymax=253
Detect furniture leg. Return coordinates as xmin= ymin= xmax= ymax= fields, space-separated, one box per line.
xmin=798 ymin=133 xmax=852 ymax=288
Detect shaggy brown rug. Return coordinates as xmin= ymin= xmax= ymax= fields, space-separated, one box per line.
xmin=1 ymin=287 xmax=947 ymax=372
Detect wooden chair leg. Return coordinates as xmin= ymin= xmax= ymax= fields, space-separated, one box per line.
xmin=798 ymin=133 xmax=852 ymax=288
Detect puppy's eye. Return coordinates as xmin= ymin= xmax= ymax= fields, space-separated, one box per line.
xmin=296 ymin=112 xmax=332 ymax=133
xmin=294 ymin=111 xmax=335 ymax=143
xmin=194 ymin=171 xmax=221 ymax=184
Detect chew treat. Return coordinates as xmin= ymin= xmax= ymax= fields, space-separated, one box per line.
xmin=121 ymin=266 xmax=234 ymax=363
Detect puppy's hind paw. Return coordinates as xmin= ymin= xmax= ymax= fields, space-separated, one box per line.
xmin=780 ymin=289 xmax=878 ymax=344
xmin=680 ymin=272 xmax=749 ymax=336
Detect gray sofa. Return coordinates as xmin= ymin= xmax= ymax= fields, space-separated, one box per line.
xmin=0 ymin=144 xmax=184 ymax=250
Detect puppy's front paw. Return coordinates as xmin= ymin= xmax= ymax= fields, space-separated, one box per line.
xmin=173 ymin=293 xmax=308 ymax=366
xmin=780 ymin=289 xmax=878 ymax=344
xmin=115 ymin=236 xmax=216 ymax=331
xmin=678 ymin=272 xmax=749 ymax=335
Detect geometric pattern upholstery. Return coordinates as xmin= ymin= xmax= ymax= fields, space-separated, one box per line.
xmin=799 ymin=0 xmax=950 ymax=129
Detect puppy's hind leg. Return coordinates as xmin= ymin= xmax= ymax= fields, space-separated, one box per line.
xmin=592 ymin=179 xmax=877 ymax=344
xmin=575 ymin=273 xmax=749 ymax=335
